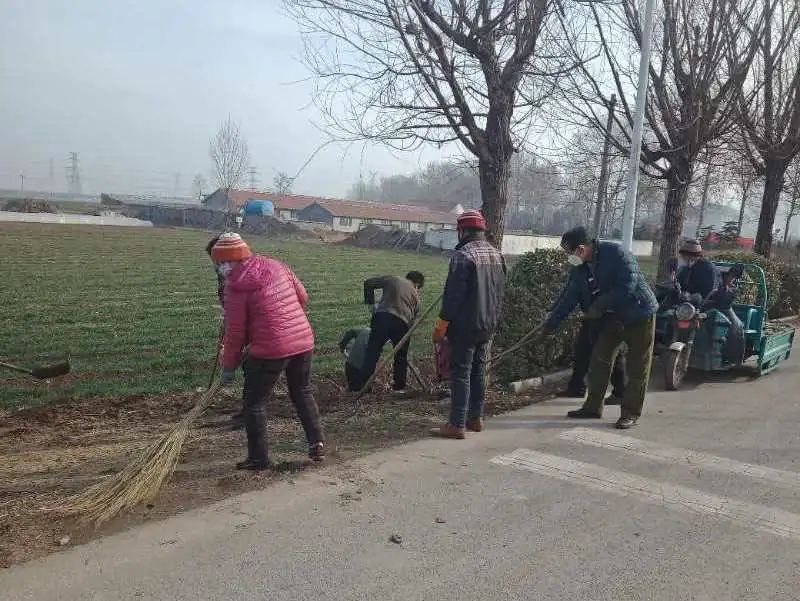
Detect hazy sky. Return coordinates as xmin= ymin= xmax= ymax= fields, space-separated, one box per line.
xmin=0 ymin=0 xmax=447 ymax=198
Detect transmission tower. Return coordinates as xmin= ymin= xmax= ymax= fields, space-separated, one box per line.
xmin=248 ymin=166 xmax=259 ymax=191
xmin=66 ymin=152 xmax=82 ymax=194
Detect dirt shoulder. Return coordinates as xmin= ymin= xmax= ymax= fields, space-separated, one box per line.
xmin=0 ymin=371 xmax=551 ymax=568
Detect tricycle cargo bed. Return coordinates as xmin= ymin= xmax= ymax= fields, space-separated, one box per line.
xmin=759 ymin=321 xmax=795 ymax=376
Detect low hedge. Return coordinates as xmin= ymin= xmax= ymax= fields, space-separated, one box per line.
xmin=493 ymin=249 xmax=580 ymax=384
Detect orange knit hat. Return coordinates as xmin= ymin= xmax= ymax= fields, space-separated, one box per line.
xmin=211 ymin=232 xmax=252 ymax=263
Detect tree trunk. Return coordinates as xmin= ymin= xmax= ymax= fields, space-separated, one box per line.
xmin=754 ymin=160 xmax=787 ymax=257
xmin=737 ymin=183 xmax=749 ymax=235
xmin=785 ymin=196 xmax=797 ymax=245
xmin=657 ymin=171 xmax=691 ymax=280
xmin=478 ymin=155 xmax=511 ymax=248
xmin=478 ymin=97 xmax=514 ymax=248
xmin=592 ymin=95 xmax=616 ymax=237
xmin=695 ymin=168 xmax=712 ymax=238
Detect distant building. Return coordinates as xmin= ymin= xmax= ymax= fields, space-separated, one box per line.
xmin=297 ymin=198 xmax=456 ymax=233
xmin=202 ymin=189 xmax=312 ymax=220
xmin=203 ymin=188 xmax=457 ymax=232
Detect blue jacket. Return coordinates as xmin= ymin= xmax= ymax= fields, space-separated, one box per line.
xmin=545 ymin=264 xmax=593 ymax=331
xmin=590 ymin=241 xmax=657 ymax=325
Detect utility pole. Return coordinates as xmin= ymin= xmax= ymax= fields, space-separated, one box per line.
xmin=248 ymin=166 xmax=259 ymax=191
xmin=621 ymin=0 xmax=657 ymax=250
xmin=19 ymin=174 xmax=24 ymax=192
xmin=695 ymin=166 xmax=712 ymax=239
xmin=66 ymin=152 xmax=82 ymax=195
xmin=48 ymin=158 xmax=55 ymax=194
xmin=592 ymin=94 xmax=617 ymax=238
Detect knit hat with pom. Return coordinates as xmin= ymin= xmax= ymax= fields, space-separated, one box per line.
xmin=211 ymin=232 xmax=252 ymax=263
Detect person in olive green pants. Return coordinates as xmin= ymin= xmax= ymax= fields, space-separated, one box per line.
xmin=560 ymin=226 xmax=658 ymax=429
xmin=582 ymin=316 xmax=655 ymax=422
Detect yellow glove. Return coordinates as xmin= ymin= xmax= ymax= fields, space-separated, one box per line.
xmin=432 ymin=319 xmax=449 ymax=342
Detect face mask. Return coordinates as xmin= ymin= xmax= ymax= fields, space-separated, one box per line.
xmin=216 ymin=262 xmax=235 ymax=278
xmin=677 ymin=259 xmax=688 ymax=269
xmin=567 ymin=253 xmax=583 ymax=267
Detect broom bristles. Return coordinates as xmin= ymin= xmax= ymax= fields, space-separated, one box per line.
xmin=49 ymin=383 xmax=221 ymax=526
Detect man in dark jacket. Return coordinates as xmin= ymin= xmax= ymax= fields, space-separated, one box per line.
xmin=561 ymin=226 xmax=658 ymax=429
xmin=362 ymin=271 xmax=425 ymax=394
xmin=676 ymin=239 xmax=719 ymax=299
xmin=431 ymin=210 xmax=507 ymax=439
xmin=544 ymin=263 xmax=627 ymax=403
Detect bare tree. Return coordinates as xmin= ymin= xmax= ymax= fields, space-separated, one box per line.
xmin=286 ymin=0 xmax=580 ymax=243
xmin=735 ymin=0 xmax=800 ymax=256
xmin=725 ymin=151 xmax=761 ymax=235
xmin=273 ymin=171 xmax=294 ymax=195
xmin=191 ymin=173 xmax=207 ymax=201
xmin=782 ymin=159 xmax=800 ymax=244
xmin=566 ymin=0 xmax=762 ymax=276
xmin=209 ymin=115 xmax=250 ymax=210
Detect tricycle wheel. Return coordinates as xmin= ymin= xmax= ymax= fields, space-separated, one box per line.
xmin=664 ymin=347 xmax=689 ymax=390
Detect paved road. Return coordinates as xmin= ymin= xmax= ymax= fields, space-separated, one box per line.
xmin=3 ymin=353 xmax=800 ymax=600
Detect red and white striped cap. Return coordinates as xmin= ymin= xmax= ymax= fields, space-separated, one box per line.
xmin=457 ymin=210 xmax=486 ymax=231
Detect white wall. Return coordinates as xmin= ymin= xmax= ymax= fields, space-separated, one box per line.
xmin=329 ymin=217 xmax=455 ymax=233
xmin=0 ymin=211 xmax=152 ymax=227
xmin=424 ymin=229 xmax=654 ymax=257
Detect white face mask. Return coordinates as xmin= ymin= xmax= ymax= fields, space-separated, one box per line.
xmin=567 ymin=253 xmax=584 ymax=267
xmin=216 ymin=262 xmax=235 ymax=278
xmin=677 ymin=258 xmax=688 ymax=269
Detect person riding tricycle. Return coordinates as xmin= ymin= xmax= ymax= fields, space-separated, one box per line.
xmin=655 ymin=242 xmax=794 ymax=389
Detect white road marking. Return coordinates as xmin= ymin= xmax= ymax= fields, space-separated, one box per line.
xmin=490 ymin=449 xmax=800 ymax=541
xmin=559 ymin=428 xmax=800 ymax=492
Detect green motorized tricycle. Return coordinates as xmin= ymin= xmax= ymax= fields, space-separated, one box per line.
xmin=654 ymin=261 xmax=795 ymax=390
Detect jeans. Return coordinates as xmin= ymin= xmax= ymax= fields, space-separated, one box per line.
xmin=242 ymin=352 xmax=324 ymax=463
xmin=569 ymin=320 xmax=628 ymax=397
xmin=584 ymin=316 xmax=655 ymax=419
xmin=448 ymin=338 xmax=489 ymax=428
xmin=362 ymin=312 xmax=410 ymax=390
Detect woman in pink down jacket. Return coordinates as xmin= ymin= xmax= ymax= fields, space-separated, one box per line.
xmin=212 ymin=232 xmax=325 ymax=470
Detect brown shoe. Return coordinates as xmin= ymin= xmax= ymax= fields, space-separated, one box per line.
xmin=430 ymin=423 xmax=465 ymax=439
xmin=465 ymin=417 xmax=483 ymax=432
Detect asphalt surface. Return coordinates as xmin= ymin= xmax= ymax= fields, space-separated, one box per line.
xmin=3 ymin=352 xmax=800 ymax=601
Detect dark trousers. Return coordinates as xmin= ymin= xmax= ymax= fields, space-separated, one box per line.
xmin=242 ymin=352 xmax=324 ymax=463
xmin=569 ymin=320 xmax=628 ymax=397
xmin=584 ymin=316 xmax=655 ymax=419
xmin=345 ymin=363 xmax=367 ymax=392
xmin=362 ymin=312 xmax=410 ymax=390
xmin=448 ymin=337 xmax=488 ymax=428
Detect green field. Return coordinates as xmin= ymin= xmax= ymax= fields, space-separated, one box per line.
xmin=0 ymin=224 xmax=448 ymax=409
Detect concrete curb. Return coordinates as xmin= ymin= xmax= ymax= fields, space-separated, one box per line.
xmin=509 ymin=368 xmax=572 ymax=394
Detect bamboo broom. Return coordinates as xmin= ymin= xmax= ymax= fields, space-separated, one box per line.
xmin=51 ymin=331 xmax=225 ymax=527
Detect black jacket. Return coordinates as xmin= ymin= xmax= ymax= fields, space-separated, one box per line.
xmin=677 ymin=258 xmax=720 ymax=300
xmin=440 ymin=233 xmax=507 ymax=343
